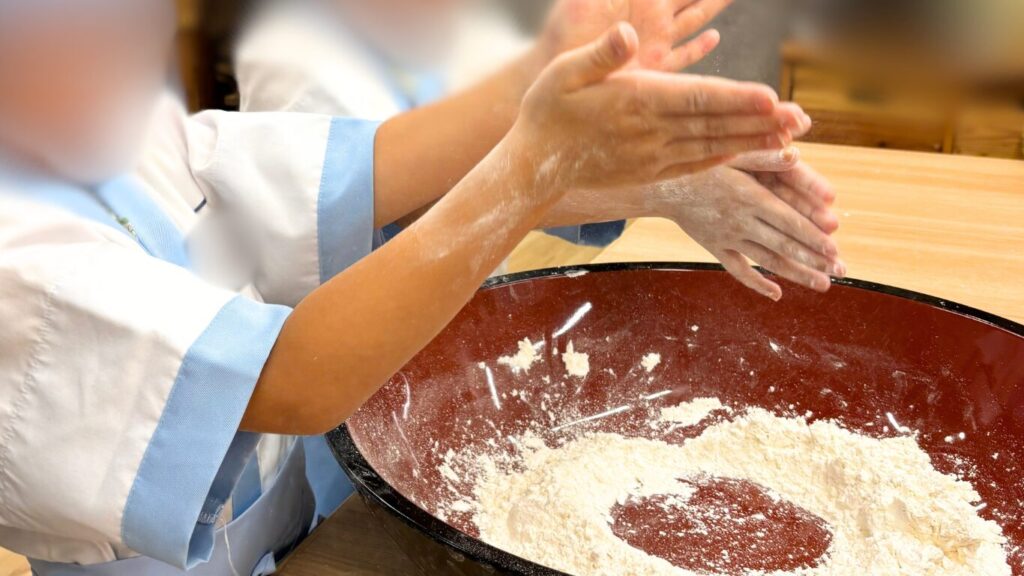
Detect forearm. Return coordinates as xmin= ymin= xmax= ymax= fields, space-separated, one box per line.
xmin=243 ymin=133 xmax=559 ymax=435
xmin=538 ymin=181 xmax=686 ymax=228
xmin=372 ymin=45 xmax=547 ymax=228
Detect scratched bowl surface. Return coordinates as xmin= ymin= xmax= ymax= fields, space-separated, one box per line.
xmin=329 ymin=264 xmax=1024 ymax=575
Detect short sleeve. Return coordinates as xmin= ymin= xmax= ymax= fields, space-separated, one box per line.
xmin=0 ymin=208 xmax=290 ymax=568
xmin=182 ymin=109 xmax=381 ymax=307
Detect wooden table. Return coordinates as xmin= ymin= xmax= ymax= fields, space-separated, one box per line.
xmin=278 ymin=143 xmax=1024 ymax=575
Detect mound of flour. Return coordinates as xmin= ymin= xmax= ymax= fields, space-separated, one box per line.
xmin=469 ymin=403 xmax=1010 ymax=576
xmin=658 ymin=397 xmax=730 ymax=428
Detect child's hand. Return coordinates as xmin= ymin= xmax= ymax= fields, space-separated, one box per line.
xmin=729 ymin=145 xmax=840 ymax=235
xmin=511 ymin=23 xmax=795 ymax=196
xmin=658 ymin=163 xmax=844 ymax=300
xmin=541 ymin=0 xmax=733 ymax=71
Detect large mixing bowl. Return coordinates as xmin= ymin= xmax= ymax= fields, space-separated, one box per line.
xmin=328 ymin=263 xmax=1024 ymax=575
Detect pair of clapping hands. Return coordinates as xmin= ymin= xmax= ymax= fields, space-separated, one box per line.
xmin=515 ymin=0 xmax=843 ymax=299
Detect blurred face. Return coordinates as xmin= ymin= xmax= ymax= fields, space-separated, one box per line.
xmin=333 ymin=0 xmax=471 ymax=65
xmin=0 ymin=1 xmax=175 ymax=183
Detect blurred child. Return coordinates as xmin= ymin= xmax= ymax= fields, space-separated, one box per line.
xmin=236 ymin=0 xmax=636 ymax=247
xmin=0 ymin=1 xmax=839 ymax=575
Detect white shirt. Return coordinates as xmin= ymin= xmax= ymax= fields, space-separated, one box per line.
xmin=233 ymin=1 xmax=626 ymax=249
xmin=0 ymin=94 xmax=379 ymax=569
xmin=234 ymin=0 xmax=530 ymax=118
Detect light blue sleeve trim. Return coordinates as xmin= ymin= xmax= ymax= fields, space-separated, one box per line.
xmin=318 ymin=118 xmax=382 ymax=284
xmin=120 ymin=296 xmax=291 ymax=569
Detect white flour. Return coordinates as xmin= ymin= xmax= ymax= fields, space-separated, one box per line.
xmin=466 ymin=402 xmax=1010 ymax=576
xmin=562 ymin=341 xmax=590 ymax=378
xmin=641 ymin=353 xmax=662 ymax=373
xmin=657 ymin=397 xmax=729 ymax=428
xmin=497 ymin=338 xmax=541 ymax=373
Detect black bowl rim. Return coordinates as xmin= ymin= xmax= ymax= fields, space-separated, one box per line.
xmin=327 ymin=262 xmax=1024 ymax=576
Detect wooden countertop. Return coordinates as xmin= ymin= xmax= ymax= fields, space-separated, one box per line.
xmin=278 ymin=497 xmax=419 ymax=576
xmin=278 ymin=143 xmax=1024 ymax=575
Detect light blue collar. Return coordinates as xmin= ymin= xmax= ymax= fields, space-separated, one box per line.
xmin=1 ymin=166 xmax=192 ymax=270
xmin=94 ymin=176 xmax=192 ymax=269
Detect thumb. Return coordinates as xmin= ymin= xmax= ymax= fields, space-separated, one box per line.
xmin=556 ymin=22 xmax=638 ymax=92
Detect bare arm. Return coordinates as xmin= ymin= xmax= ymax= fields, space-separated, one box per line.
xmin=247 ymin=133 xmax=551 ymax=435
xmin=372 ymin=48 xmax=546 ymax=228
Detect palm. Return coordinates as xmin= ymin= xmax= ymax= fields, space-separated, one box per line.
xmin=543 ymin=0 xmax=732 ymax=71
xmin=628 ymin=0 xmax=683 ymax=69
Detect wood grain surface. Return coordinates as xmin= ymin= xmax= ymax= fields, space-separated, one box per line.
xmin=277 ymin=497 xmax=420 ymax=576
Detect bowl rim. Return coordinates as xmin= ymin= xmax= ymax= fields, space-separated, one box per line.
xmin=327 ymin=262 xmax=1024 ymax=576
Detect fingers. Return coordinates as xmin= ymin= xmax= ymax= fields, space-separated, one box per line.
xmin=750 ymin=217 xmax=845 ymax=277
xmin=674 ymin=0 xmax=736 ymax=38
xmin=666 ymin=132 xmax=789 ymax=164
xmin=777 ymin=102 xmax=813 ymax=138
xmin=772 ymin=183 xmax=840 ymax=234
xmin=730 ymin=147 xmax=801 ymax=172
xmin=777 ymin=162 xmax=836 ymax=206
xmin=646 ymin=75 xmax=779 ymax=115
xmin=740 ymin=240 xmax=834 ymax=293
xmin=656 ymin=155 xmax=736 ymax=180
xmin=556 ymin=22 xmax=639 ymax=92
xmin=663 ymin=113 xmax=796 ymax=139
xmin=716 ymin=249 xmax=783 ymax=301
xmin=756 ymin=196 xmax=839 ymax=259
xmin=665 ymin=28 xmax=720 ymax=71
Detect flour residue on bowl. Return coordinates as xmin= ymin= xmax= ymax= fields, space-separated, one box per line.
xmin=640 ymin=353 xmax=662 ymax=373
xmin=562 ymin=341 xmax=590 ymax=379
xmin=497 ymin=338 xmax=541 ymax=373
xmin=655 ymin=397 xmax=732 ymax=431
xmin=438 ymin=399 xmax=1011 ymax=576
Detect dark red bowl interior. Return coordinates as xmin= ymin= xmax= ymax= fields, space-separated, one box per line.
xmin=331 ymin=264 xmax=1024 ymax=575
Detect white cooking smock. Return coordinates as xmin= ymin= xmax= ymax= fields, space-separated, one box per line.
xmin=0 ymin=93 xmax=378 ymax=574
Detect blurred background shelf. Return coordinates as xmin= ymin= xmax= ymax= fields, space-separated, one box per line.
xmin=174 ymin=0 xmax=1024 ymax=160
xmin=781 ymin=41 xmax=1024 ymax=159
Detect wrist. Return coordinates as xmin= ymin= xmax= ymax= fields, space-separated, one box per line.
xmin=517 ymin=41 xmax=553 ymax=92
xmin=644 ymin=173 xmax=703 ymax=221
xmin=499 ymin=122 xmax=571 ymax=205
